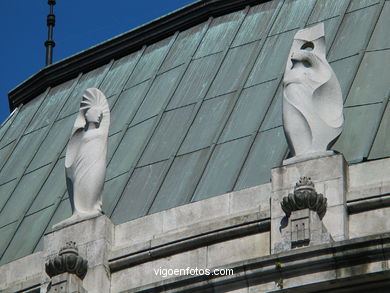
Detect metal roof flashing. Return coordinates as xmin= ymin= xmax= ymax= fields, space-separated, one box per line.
xmin=8 ymin=0 xmax=267 ymax=111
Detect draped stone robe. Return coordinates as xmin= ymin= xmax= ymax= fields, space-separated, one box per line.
xmin=54 ymin=88 xmax=110 ymax=229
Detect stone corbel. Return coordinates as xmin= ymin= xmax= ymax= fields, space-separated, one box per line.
xmin=45 ymin=241 xmax=88 ymax=293
xmin=281 ymin=176 xmax=327 ymax=219
xmin=277 ymin=177 xmax=333 ymax=251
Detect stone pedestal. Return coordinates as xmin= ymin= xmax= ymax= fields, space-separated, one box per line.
xmin=44 ymin=216 xmax=114 ymax=293
xmin=48 ymin=273 xmax=87 ymax=293
xmin=271 ymin=154 xmax=348 ymax=253
xmin=275 ymin=208 xmax=333 ymax=252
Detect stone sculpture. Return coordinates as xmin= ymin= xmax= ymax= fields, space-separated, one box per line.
xmin=282 ymin=23 xmax=344 ymax=165
xmin=54 ymin=88 xmax=110 ymax=229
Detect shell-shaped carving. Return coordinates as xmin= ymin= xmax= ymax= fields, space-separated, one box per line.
xmin=282 ymin=23 xmax=344 ymax=164
xmin=45 ymin=255 xmax=88 ymax=280
xmin=281 ymin=177 xmax=327 ymax=219
xmin=45 ymin=242 xmax=88 ymax=280
xmin=79 ymin=88 xmax=110 ymax=118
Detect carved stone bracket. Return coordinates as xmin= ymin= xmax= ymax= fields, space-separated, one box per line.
xmin=281 ymin=177 xmax=327 ymax=219
xmin=45 ymin=241 xmax=88 ymax=280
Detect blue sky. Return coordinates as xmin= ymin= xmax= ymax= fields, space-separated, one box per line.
xmin=0 ymin=0 xmax=196 ymax=124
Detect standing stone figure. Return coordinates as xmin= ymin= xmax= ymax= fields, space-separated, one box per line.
xmin=282 ymin=23 xmax=344 ymax=165
xmin=54 ymin=88 xmax=110 ymax=229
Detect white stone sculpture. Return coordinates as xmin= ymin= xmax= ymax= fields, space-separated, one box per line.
xmin=54 ymin=88 xmax=110 ymax=229
xmin=282 ymin=23 xmax=344 ymax=165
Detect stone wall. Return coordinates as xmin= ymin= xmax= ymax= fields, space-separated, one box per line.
xmin=1 ymin=156 xmax=390 ymax=292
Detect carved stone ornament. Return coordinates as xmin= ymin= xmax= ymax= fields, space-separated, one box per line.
xmin=45 ymin=241 xmax=88 ymax=280
xmin=282 ymin=23 xmax=344 ymax=165
xmin=54 ymin=88 xmax=110 ymax=229
xmin=281 ymin=177 xmax=327 ymax=219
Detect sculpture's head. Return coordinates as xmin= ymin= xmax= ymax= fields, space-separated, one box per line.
xmin=283 ymin=24 xmax=331 ymax=93
xmin=78 ymin=88 xmax=109 ymax=129
xmin=85 ymin=107 xmax=102 ymax=125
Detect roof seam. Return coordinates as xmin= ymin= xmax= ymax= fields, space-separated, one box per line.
xmin=144 ymin=8 xmax=251 ymax=213
xmin=106 ymin=33 xmax=181 ymax=216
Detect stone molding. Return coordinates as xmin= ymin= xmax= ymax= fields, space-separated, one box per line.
xmin=128 ymin=233 xmax=390 ymax=292
xmin=109 ymin=213 xmax=270 ymax=272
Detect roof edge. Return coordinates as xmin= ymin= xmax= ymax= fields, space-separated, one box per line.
xmin=8 ymin=0 xmax=265 ymax=110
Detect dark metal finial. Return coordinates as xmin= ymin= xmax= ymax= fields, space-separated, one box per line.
xmin=45 ymin=0 xmax=56 ymax=66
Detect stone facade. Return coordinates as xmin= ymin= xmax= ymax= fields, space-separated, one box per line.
xmin=1 ymin=155 xmax=390 ymax=292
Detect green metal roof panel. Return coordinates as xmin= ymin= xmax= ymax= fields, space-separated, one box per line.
xmin=0 ymin=166 xmax=50 ymax=227
xmin=0 ymin=205 xmax=55 ymax=265
xmin=321 ymin=16 xmax=344 ymax=46
xmin=368 ymin=1 xmax=390 ymax=51
xmin=107 ymin=117 xmax=156 ymax=179
xmin=130 ymin=65 xmax=184 ymax=126
xmin=232 ymin=0 xmax=281 ymax=47
xmin=333 ymin=103 xmax=385 ymax=163
xmin=167 ymin=53 xmax=222 ymax=110
xmin=160 ymin=23 xmax=208 ymax=72
xmin=194 ymin=10 xmax=246 ymax=58
xmin=259 ymin=85 xmax=283 ymax=131
xmin=192 ymin=136 xmax=252 ymax=201
xmin=109 ymin=82 xmax=149 ymax=135
xmin=179 ymin=94 xmax=233 ymax=155
xmin=0 ymin=180 xmax=17 ymax=214
xmin=0 ymin=0 xmax=389 ymax=265
xmin=111 ymin=161 xmax=167 ymax=224
xmin=207 ymin=42 xmax=257 ymax=98
xmin=245 ymin=30 xmax=297 ymax=87
xmin=269 ymin=0 xmax=316 ymax=35
xmin=219 ymin=79 xmax=277 ymax=143
xmin=0 ymin=129 xmax=47 ymax=184
xmin=27 ymin=158 xmax=66 ymax=215
xmin=125 ymin=38 xmax=173 ymax=88
xmin=0 ymin=223 xmax=18 ymax=264
xmin=102 ymin=173 xmax=129 ymax=217
xmin=328 ymin=4 xmax=379 ymax=61
xmin=0 ymin=94 xmax=44 ymax=149
xmin=0 ymin=144 xmax=16 ymax=174
xmin=44 ymin=199 xmax=72 ymax=235
xmin=99 ymin=52 xmax=142 ymax=98
xmin=369 ymin=99 xmax=390 ymax=160
xmin=105 ymin=136 xmax=120 ymax=172
xmin=26 ymin=114 xmax=75 ymax=172
xmin=345 ymin=50 xmax=390 ymax=106
xmin=25 ymin=80 xmax=76 ymax=133
xmin=139 ymin=105 xmax=194 ymax=166
xmin=0 ymin=111 xmax=17 ymax=142
xmin=150 ymin=149 xmax=209 ymax=214
xmin=235 ymin=126 xmax=287 ymax=190
xmin=57 ymin=65 xmax=109 ymax=119
xmin=347 ymin=0 xmax=380 ymax=12
xmin=308 ymin=0 xmax=349 ymax=23
xmin=330 ymin=55 xmax=361 ymax=99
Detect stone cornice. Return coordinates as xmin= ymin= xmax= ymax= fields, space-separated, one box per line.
xmin=8 ymin=0 xmax=267 ymax=110
xmin=130 ymin=233 xmax=390 ymax=292
xmin=109 ymin=212 xmax=270 ymax=272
